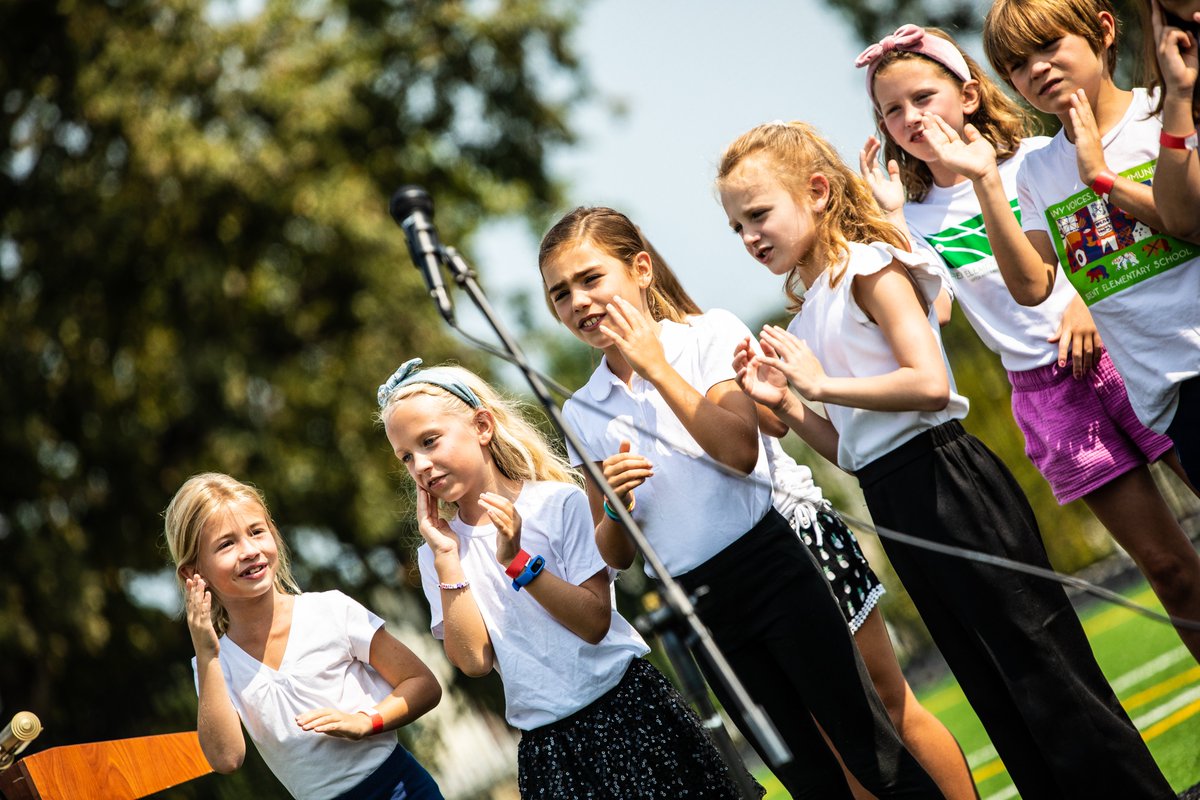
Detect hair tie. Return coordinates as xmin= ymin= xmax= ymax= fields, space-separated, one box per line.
xmin=854 ymin=24 xmax=972 ymax=99
xmin=377 ymin=357 xmax=482 ymax=410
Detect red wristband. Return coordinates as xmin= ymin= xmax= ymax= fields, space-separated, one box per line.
xmin=504 ymin=550 xmax=532 ymax=579
xmin=1090 ymin=170 xmax=1116 ymax=201
xmin=1160 ymin=129 xmax=1199 ymax=151
xmin=358 ymin=708 xmax=384 ymax=735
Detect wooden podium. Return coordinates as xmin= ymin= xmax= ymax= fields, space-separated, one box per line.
xmin=0 ymin=732 xmax=212 ymax=800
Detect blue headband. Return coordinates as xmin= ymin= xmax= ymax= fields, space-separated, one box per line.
xmin=377 ymin=358 xmax=482 ymax=410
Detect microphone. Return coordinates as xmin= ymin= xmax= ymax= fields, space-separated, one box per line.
xmin=389 ymin=186 xmax=454 ymax=322
xmin=0 ymin=711 xmax=41 ymax=771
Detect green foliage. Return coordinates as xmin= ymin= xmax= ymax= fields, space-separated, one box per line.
xmin=0 ymin=0 xmax=583 ymax=795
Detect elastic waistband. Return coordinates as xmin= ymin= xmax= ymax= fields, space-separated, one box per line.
xmin=1007 ymin=348 xmax=1107 ymax=390
xmin=855 ymin=420 xmax=966 ymax=488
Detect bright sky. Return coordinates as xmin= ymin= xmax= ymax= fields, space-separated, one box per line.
xmin=465 ymin=0 xmax=881 ymax=336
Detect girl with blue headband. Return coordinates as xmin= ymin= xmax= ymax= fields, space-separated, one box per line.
xmin=377 ymin=359 xmax=756 ymax=799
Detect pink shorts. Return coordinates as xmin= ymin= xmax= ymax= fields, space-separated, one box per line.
xmin=1008 ymin=350 xmax=1175 ymax=504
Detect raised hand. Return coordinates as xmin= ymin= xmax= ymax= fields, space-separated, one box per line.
xmin=1152 ymin=0 xmax=1199 ymax=99
xmin=598 ymin=296 xmax=668 ymax=381
xmin=480 ymin=492 xmax=524 ymax=568
xmin=920 ymin=113 xmax=998 ymax=182
xmin=860 ymin=135 xmax=906 ymax=214
xmin=758 ymin=325 xmax=828 ymax=401
xmin=733 ymin=336 xmax=789 ymax=409
xmin=1067 ymin=90 xmax=1110 ymax=186
xmin=601 ymin=440 xmax=653 ymax=508
xmin=184 ymin=573 xmax=220 ymax=658
xmin=296 ymin=708 xmax=372 ymax=740
xmin=415 ymin=487 xmax=459 ymax=558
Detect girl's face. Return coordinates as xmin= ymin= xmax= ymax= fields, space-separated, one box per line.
xmin=720 ymin=154 xmax=824 ymax=277
xmin=191 ymin=498 xmax=280 ymax=602
xmin=874 ymin=58 xmax=980 ymax=164
xmin=541 ymin=239 xmax=652 ymax=349
xmin=385 ymin=393 xmax=493 ymax=505
xmin=1006 ymin=21 xmax=1114 ymax=117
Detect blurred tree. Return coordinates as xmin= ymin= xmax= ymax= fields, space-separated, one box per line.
xmin=0 ymin=0 xmax=584 ymax=796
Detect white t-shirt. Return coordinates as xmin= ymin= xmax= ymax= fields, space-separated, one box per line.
xmin=906 ymin=136 xmax=1080 ymax=372
xmin=417 ymin=480 xmax=649 ymax=731
xmin=193 ymin=590 xmax=397 ymax=800
xmin=1018 ymin=87 xmax=1200 ymax=432
xmin=787 ymin=242 xmax=970 ymax=471
xmin=561 ymin=308 xmax=774 ymax=577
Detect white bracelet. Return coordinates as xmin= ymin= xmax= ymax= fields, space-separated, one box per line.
xmin=437 ymin=580 xmax=469 ymax=590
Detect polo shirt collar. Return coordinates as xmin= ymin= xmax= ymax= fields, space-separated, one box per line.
xmin=580 ymin=317 xmax=691 ymax=402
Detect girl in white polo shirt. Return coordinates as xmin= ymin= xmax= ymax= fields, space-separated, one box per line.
xmin=538 ymin=206 xmax=941 ymax=799
xmin=165 ymin=472 xmax=443 ymax=800
xmin=378 ymin=358 xmax=752 ymax=799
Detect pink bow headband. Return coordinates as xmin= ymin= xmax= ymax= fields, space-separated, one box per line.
xmin=855 ymin=24 xmax=972 ymax=99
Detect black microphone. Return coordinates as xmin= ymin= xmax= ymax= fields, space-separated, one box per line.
xmin=389 ymin=185 xmax=454 ymax=322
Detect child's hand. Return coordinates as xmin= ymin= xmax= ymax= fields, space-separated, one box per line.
xmin=416 ymin=487 xmax=459 ymax=559
xmin=184 ymin=574 xmax=220 ymax=658
xmin=1152 ymin=0 xmax=1199 ymax=97
xmin=601 ymin=440 xmax=653 ymax=509
xmin=1068 ymin=90 xmax=1109 ymax=186
xmin=295 ymin=708 xmax=372 ymax=740
xmin=860 ymin=136 xmax=906 ymax=214
xmin=920 ymin=114 xmax=997 ymax=182
xmin=480 ymin=492 xmax=524 ymax=567
xmin=758 ymin=325 xmax=828 ymax=401
xmin=733 ymin=337 xmax=789 ymax=410
xmin=599 ymin=296 xmax=668 ymax=382
xmin=1048 ymin=294 xmax=1104 ymax=378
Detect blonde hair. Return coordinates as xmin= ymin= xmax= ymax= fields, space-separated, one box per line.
xmin=379 ymin=364 xmax=580 ymax=516
xmin=716 ymin=121 xmax=909 ymax=312
xmin=163 ymin=473 xmax=301 ymax=637
xmin=538 ymin=207 xmax=700 ymax=324
xmin=984 ymin=0 xmax=1120 ymax=83
xmin=870 ymin=28 xmax=1038 ymax=202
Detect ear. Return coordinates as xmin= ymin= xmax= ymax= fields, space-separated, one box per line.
xmin=632 ymin=250 xmax=654 ymax=289
xmin=474 ymin=408 xmax=496 ymax=447
xmin=809 ymin=174 xmax=831 ymax=213
xmin=1097 ymin=10 xmax=1117 ymax=52
xmin=179 ymin=564 xmax=198 ymax=581
xmin=960 ymin=78 xmax=982 ymax=117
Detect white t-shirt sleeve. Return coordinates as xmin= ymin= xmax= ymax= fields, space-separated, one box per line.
xmin=552 ymin=486 xmax=611 ymax=585
xmin=417 ymin=544 xmax=446 ymax=639
xmin=846 ymin=242 xmax=945 ymax=325
xmin=906 ymin=231 xmax=954 ymax=300
xmin=1017 ymin=154 xmax=1050 ymax=235
xmin=561 ymin=398 xmax=592 ymax=467
xmin=333 ymin=590 xmax=386 ymax=663
xmin=693 ymin=308 xmax=754 ymax=394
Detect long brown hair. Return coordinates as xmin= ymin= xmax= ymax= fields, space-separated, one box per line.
xmin=716 ymin=121 xmax=909 ymax=312
xmin=538 ymin=207 xmax=700 ymax=323
xmin=870 ymin=28 xmax=1038 ymax=202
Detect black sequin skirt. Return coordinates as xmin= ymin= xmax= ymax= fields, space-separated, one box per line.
xmin=517 ymin=657 xmax=763 ymax=799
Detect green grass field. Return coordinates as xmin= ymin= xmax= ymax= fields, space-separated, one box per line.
xmin=756 ymin=578 xmax=1200 ymax=798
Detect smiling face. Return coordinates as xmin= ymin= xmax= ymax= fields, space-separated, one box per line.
xmin=384 ymin=391 xmax=493 ymax=505
xmin=540 ymin=238 xmax=652 ymax=349
xmin=874 ymin=57 xmax=980 ymax=164
xmin=719 ymin=153 xmax=824 ymax=278
xmin=1006 ymin=24 xmax=1113 ymax=117
xmin=192 ymin=498 xmax=281 ymax=602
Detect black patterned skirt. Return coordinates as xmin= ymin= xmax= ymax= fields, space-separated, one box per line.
xmin=517 ymin=657 xmax=763 ymax=799
xmin=791 ymin=501 xmax=885 ymax=633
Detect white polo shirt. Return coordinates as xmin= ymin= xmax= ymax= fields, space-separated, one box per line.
xmin=562 ymin=308 xmax=774 ymax=577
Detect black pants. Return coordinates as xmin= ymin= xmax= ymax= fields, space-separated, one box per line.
xmin=1167 ymin=375 xmax=1200 ymax=488
xmin=858 ymin=420 xmax=1173 ymax=800
xmin=677 ymin=509 xmax=942 ymax=799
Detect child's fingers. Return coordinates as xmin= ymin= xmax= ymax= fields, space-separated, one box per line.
xmin=962 ymin=124 xmax=982 ymax=144
xmin=887 ymin=159 xmax=901 ymax=181
xmin=1151 ymin=0 xmax=1164 ymax=38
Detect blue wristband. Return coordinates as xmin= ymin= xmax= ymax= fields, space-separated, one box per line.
xmin=511 ymin=555 xmax=545 ymax=591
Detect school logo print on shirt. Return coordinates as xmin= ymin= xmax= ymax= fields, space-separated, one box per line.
xmin=1045 ymin=159 xmax=1198 ymax=306
xmin=924 ymin=199 xmax=1019 ymax=279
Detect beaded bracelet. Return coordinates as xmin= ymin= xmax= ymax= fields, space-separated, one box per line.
xmin=437 ymin=580 xmax=470 ymax=590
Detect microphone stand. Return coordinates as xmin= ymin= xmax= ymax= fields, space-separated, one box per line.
xmin=438 ymin=245 xmax=789 ymax=798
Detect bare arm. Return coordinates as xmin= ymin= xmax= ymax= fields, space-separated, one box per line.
xmin=601 ymin=297 xmax=760 ymax=474
xmin=587 ymin=470 xmax=639 ymax=571
xmin=184 ymin=574 xmax=246 ymax=774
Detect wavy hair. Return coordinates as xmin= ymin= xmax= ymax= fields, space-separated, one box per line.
xmin=164 ymin=473 xmax=301 ymax=637
xmin=870 ymin=28 xmax=1039 ymax=202
xmin=716 ymin=121 xmax=909 ymax=312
